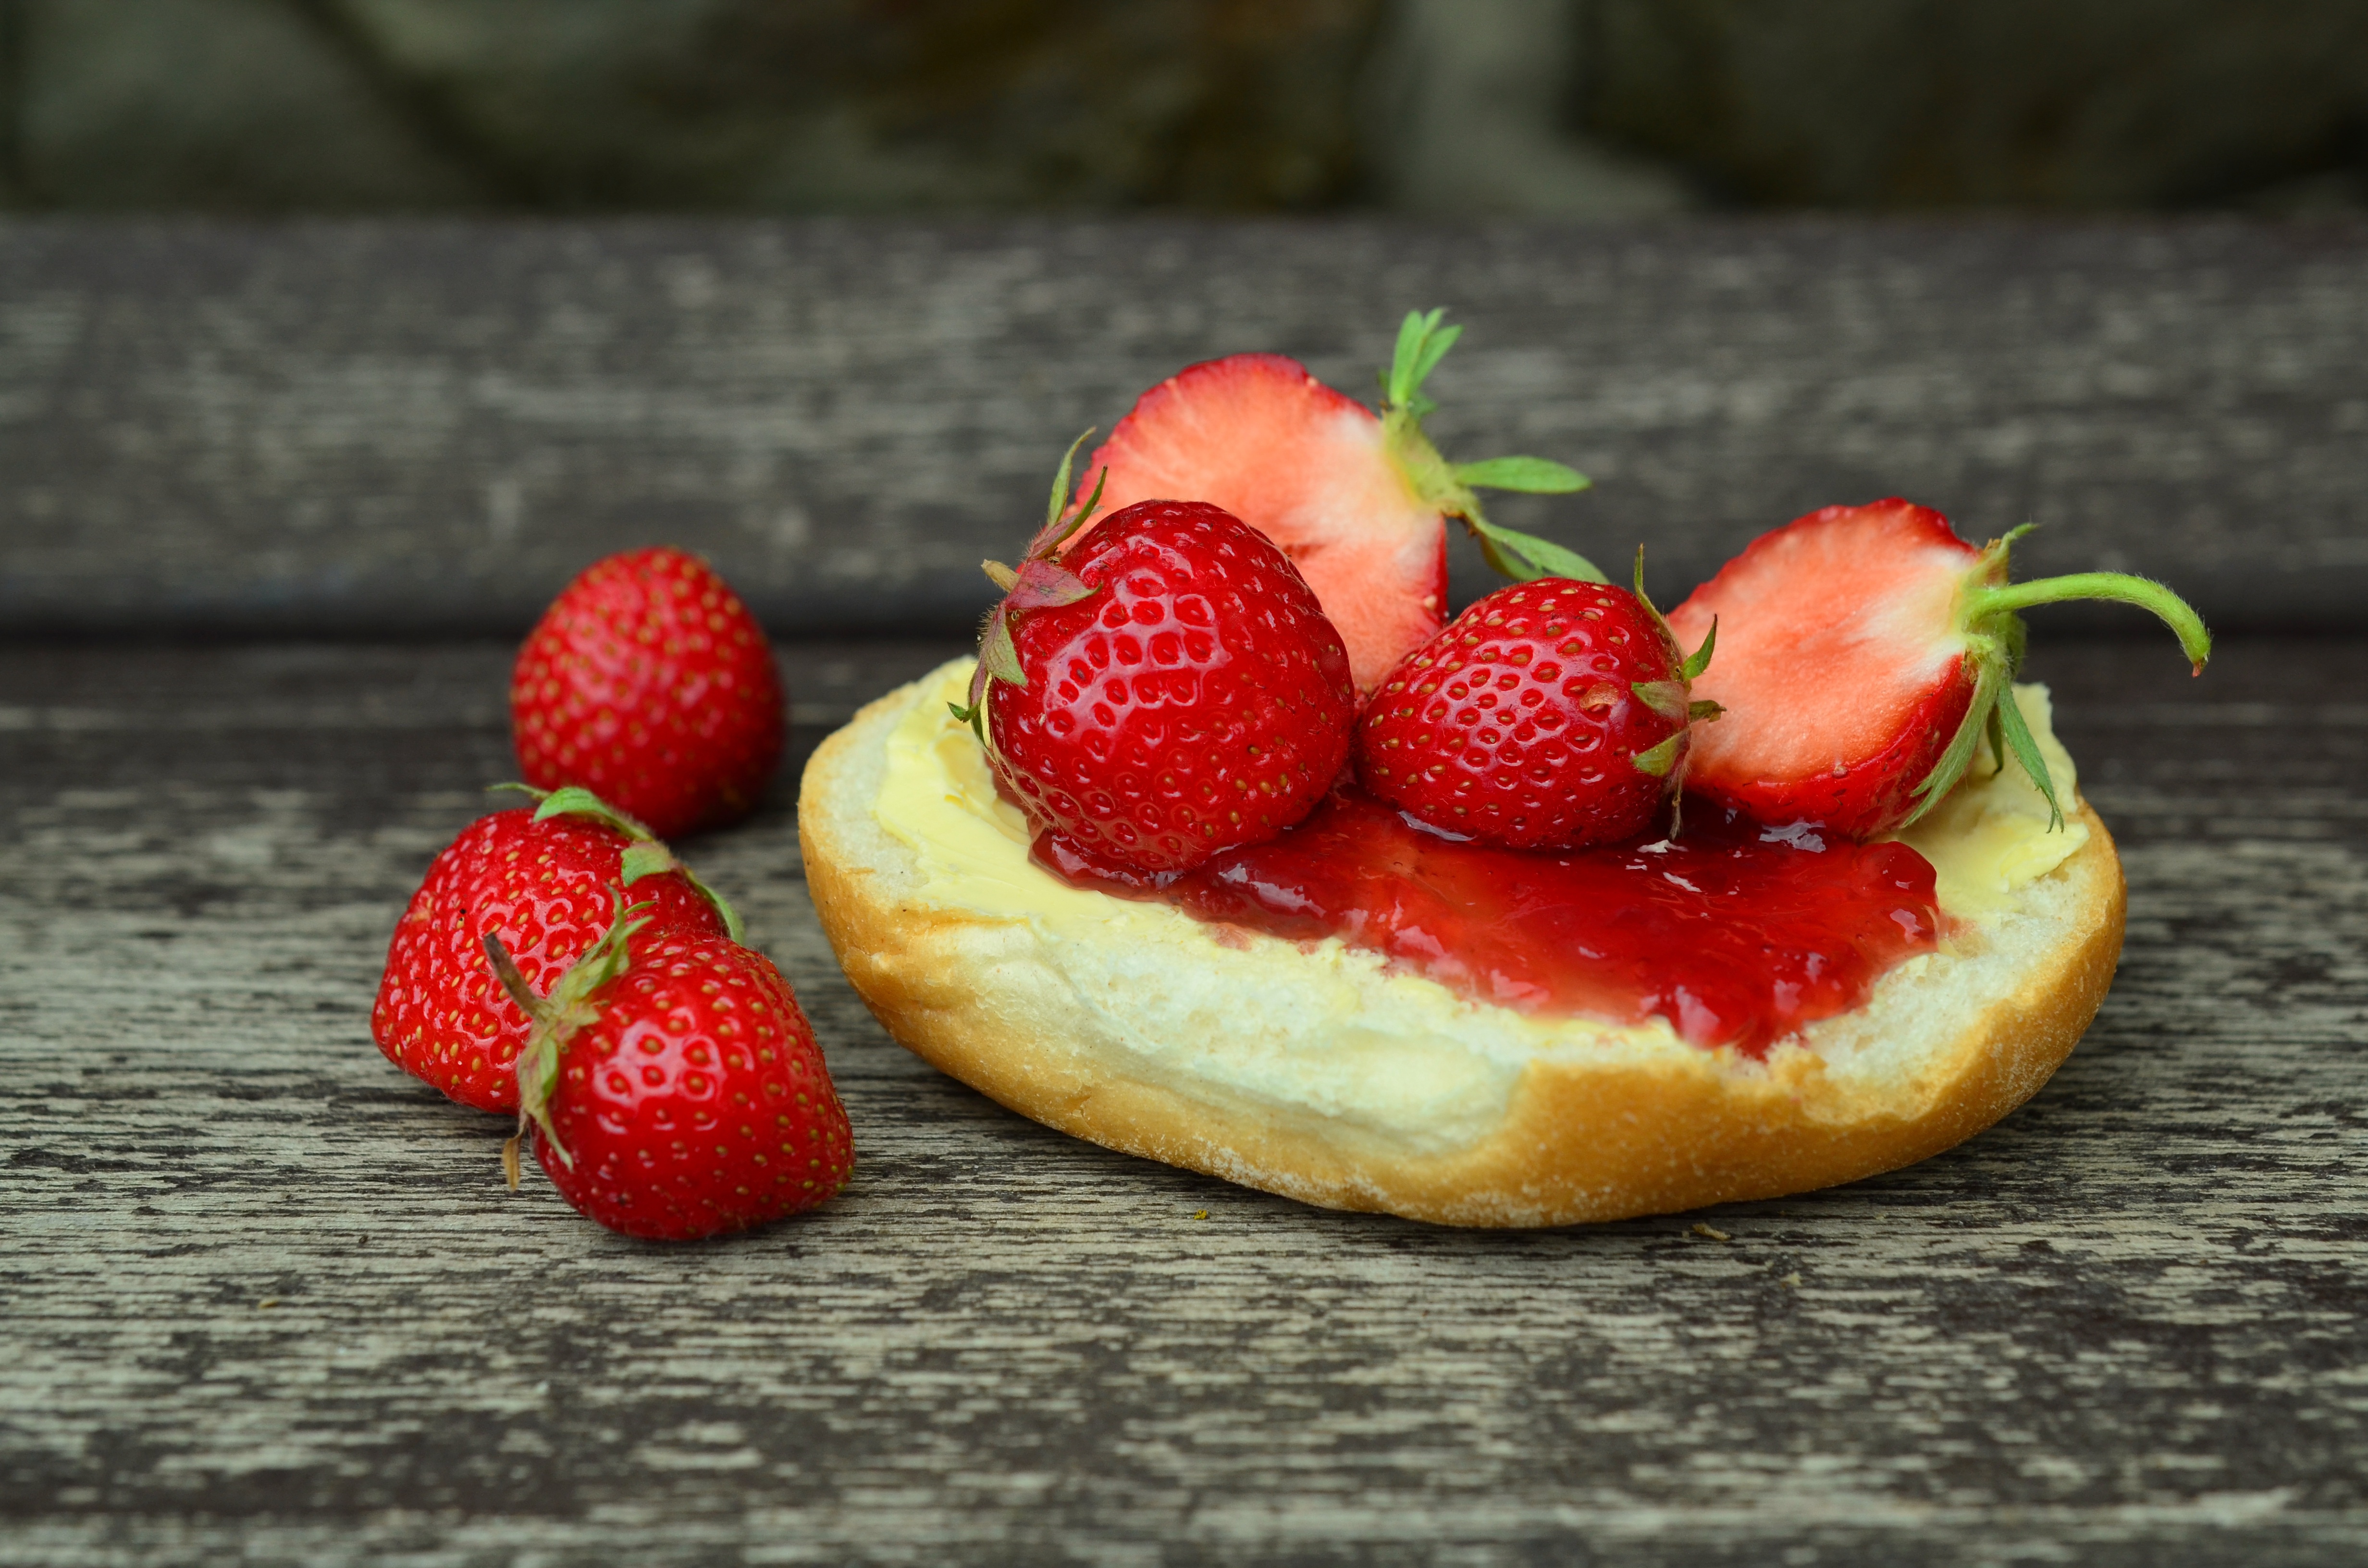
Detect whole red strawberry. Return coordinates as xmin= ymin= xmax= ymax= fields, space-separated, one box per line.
xmin=373 ymin=786 xmax=739 ymax=1113
xmin=1665 ymin=500 xmax=2211 ymax=838
xmin=1357 ymin=566 xmax=1719 ymax=850
xmin=955 ymin=443 xmax=1358 ymax=879
xmin=491 ymin=917 xmax=853 ymax=1241
xmin=512 ymin=547 xmax=785 ymax=839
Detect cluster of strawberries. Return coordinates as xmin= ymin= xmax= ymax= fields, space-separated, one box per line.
xmin=369 ymin=306 xmax=2208 ymax=1241
xmin=967 ymin=310 xmax=2210 ymax=881
xmin=373 ymin=550 xmax=851 ymax=1242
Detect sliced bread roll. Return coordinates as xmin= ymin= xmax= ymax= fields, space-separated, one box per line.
xmin=800 ymin=662 xmax=2125 ymax=1227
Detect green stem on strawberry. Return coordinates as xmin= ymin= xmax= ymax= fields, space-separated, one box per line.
xmin=952 ymin=430 xmax=1108 ymax=741
xmin=1963 ymin=572 xmax=2214 ymax=673
xmin=484 ymin=897 xmax=651 ymax=1184
xmin=1378 ymin=308 xmax=1608 ymax=586
xmin=1622 ymin=547 xmax=1721 ymax=828
xmin=489 ymin=782 xmax=744 ymax=942
xmin=1902 ymin=534 xmax=2213 ymax=833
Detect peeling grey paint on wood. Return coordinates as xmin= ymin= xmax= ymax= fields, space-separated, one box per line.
xmin=1 ymin=637 xmax=2363 ymax=1566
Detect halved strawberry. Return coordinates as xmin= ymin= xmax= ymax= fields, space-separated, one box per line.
xmin=1078 ymin=311 xmax=1603 ymax=692
xmin=1665 ymin=500 xmax=2211 ymax=839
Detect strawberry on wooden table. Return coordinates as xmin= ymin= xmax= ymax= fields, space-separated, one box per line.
xmin=1357 ymin=559 xmax=1720 ymax=850
xmin=1665 ymin=499 xmax=2211 ymax=839
xmin=1081 ymin=309 xmax=1603 ymax=693
xmin=486 ymin=912 xmax=853 ymax=1242
xmin=512 ymin=546 xmax=786 ymax=839
xmin=373 ymin=785 xmax=741 ymax=1114
xmin=954 ymin=439 xmax=1358 ymax=881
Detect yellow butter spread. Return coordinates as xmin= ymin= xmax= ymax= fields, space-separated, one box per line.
xmin=876 ymin=659 xmax=2086 ymax=935
xmin=1892 ymin=683 xmax=2089 ymax=918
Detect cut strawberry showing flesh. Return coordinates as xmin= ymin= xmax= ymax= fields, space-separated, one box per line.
xmin=1083 ymin=353 xmax=1442 ymax=695
xmin=1078 ymin=311 xmax=1604 ymax=693
xmin=1665 ymin=499 xmax=2211 ymax=840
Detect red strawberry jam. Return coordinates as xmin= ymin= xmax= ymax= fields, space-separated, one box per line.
xmin=1036 ymin=786 xmax=1940 ymax=1058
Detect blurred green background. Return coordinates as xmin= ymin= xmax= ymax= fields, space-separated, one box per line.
xmin=2 ymin=0 xmax=2364 ymax=216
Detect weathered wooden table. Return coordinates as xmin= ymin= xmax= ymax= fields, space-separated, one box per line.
xmin=4 ymin=220 xmax=2365 ymax=1566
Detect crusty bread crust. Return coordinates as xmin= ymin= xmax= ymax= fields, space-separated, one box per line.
xmin=800 ymin=673 xmax=2127 ymax=1227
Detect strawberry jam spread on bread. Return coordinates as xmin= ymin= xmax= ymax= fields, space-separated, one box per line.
xmin=1039 ymin=784 xmax=1939 ymax=1059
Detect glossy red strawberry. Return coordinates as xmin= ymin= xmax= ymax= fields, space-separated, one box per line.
xmin=373 ymin=786 xmax=739 ymax=1114
xmin=491 ymin=917 xmax=852 ymax=1242
xmin=512 ymin=546 xmax=785 ymax=839
xmin=1081 ymin=310 xmax=1603 ymax=692
xmin=1357 ymin=569 xmax=1718 ymax=849
xmin=1665 ymin=500 xmax=2211 ymax=839
xmin=955 ymin=445 xmax=1358 ymax=880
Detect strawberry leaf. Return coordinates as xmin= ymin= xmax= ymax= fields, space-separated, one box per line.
xmin=1901 ymin=655 xmax=2008 ymax=827
xmin=1024 ymin=430 xmax=1108 ymax=558
xmin=948 ymin=699 xmax=987 ymax=741
xmin=1053 ymin=463 xmax=1110 ymax=553
xmin=1388 ymin=308 xmax=1448 ymax=408
xmin=1454 ymin=456 xmax=1591 ymax=494
xmin=1631 ymin=730 xmax=1685 ymax=778
xmin=1469 ymin=518 xmax=1608 ymax=584
xmin=979 ymin=609 xmax=1026 ymax=687
xmin=682 ymin=870 xmax=745 ymax=944
xmin=953 ymin=652 xmax=995 ymax=740
xmin=527 ymin=784 xmax=658 ymax=842
xmin=1993 ymin=683 xmax=2067 ymax=832
xmin=1630 ymin=679 xmax=1689 ymax=720
xmin=617 ymin=842 xmax=677 ymax=885
xmin=1406 ymin=321 xmax=1461 ymax=404
xmin=1043 ymin=429 xmax=1089 ymax=536
xmin=1011 ymin=559 xmax=1095 ymax=610
xmin=617 ymin=841 xmax=744 ymax=943
xmin=1679 ymin=617 xmax=1717 ymax=682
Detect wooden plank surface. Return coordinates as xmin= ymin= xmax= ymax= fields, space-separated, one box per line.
xmin=2 ymin=635 xmax=2363 ymax=1566
xmin=3 ymin=219 xmax=2365 ymax=640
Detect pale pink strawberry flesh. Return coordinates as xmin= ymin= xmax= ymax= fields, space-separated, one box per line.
xmin=1667 ymin=500 xmax=1980 ymax=789
xmin=1079 ymin=352 xmax=1447 ymax=693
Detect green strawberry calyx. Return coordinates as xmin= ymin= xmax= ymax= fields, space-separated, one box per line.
xmin=489 ymin=782 xmax=743 ymax=942
xmin=1621 ymin=548 xmax=1723 ymax=807
xmin=950 ymin=429 xmax=1108 ymax=743
xmin=1901 ymin=528 xmax=2213 ymax=833
xmin=484 ymin=895 xmax=652 ymax=1185
xmin=1378 ymin=307 xmax=1608 ymax=587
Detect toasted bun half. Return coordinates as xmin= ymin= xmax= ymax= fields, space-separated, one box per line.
xmin=800 ymin=668 xmax=2126 ymax=1227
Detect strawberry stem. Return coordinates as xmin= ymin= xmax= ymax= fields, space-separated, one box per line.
xmin=1379 ymin=308 xmax=1607 ymax=586
xmin=1966 ymin=572 xmax=2212 ymax=674
xmin=491 ymin=894 xmax=653 ymax=1182
xmin=481 ymin=932 xmax=546 ymax=1021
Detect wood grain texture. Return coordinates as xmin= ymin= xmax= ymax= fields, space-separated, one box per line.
xmin=2 ymin=219 xmax=2364 ymax=640
xmin=2 ymin=636 xmax=2362 ymax=1566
